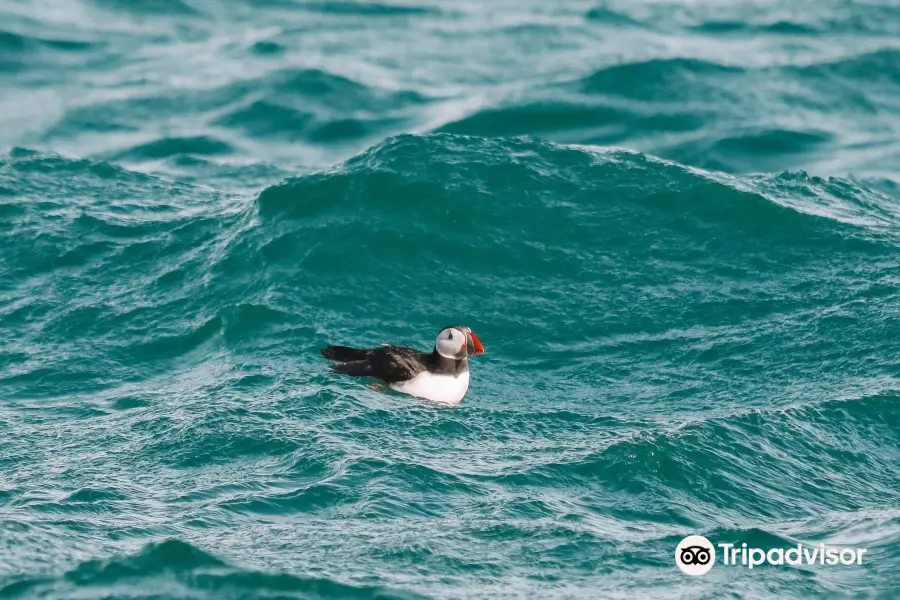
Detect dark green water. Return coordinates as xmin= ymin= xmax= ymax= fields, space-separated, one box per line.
xmin=2 ymin=1 xmax=900 ymax=598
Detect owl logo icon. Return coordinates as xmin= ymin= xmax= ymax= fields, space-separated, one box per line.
xmin=675 ymin=535 xmax=716 ymax=575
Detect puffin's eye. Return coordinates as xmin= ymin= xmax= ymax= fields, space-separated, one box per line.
xmin=447 ymin=331 xmax=454 ymax=339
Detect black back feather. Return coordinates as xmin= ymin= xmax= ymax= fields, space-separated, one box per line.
xmin=322 ymin=342 xmax=467 ymax=382
xmin=321 ymin=345 xmax=369 ymax=362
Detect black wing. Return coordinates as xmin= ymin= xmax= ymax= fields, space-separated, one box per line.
xmin=321 ymin=345 xmax=370 ymax=362
xmin=326 ymin=345 xmax=428 ymax=383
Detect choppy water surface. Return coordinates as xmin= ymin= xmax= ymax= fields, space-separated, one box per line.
xmin=2 ymin=1 xmax=900 ymax=598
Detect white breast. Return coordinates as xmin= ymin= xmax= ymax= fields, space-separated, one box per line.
xmin=389 ymin=371 xmax=470 ymax=406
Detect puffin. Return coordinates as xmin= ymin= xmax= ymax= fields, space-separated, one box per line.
xmin=321 ymin=325 xmax=485 ymax=405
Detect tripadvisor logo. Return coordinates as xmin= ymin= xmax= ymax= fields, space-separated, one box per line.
xmin=676 ymin=535 xmax=715 ymax=576
xmin=675 ymin=535 xmax=868 ymax=575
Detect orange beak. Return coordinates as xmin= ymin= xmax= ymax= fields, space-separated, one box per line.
xmin=466 ymin=331 xmax=485 ymax=356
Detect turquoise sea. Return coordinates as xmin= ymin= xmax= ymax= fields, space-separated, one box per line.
xmin=2 ymin=1 xmax=900 ymax=598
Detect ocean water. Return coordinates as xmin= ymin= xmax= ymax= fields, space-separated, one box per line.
xmin=2 ymin=0 xmax=900 ymax=598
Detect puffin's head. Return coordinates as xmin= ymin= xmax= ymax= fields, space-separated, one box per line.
xmin=435 ymin=325 xmax=485 ymax=360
